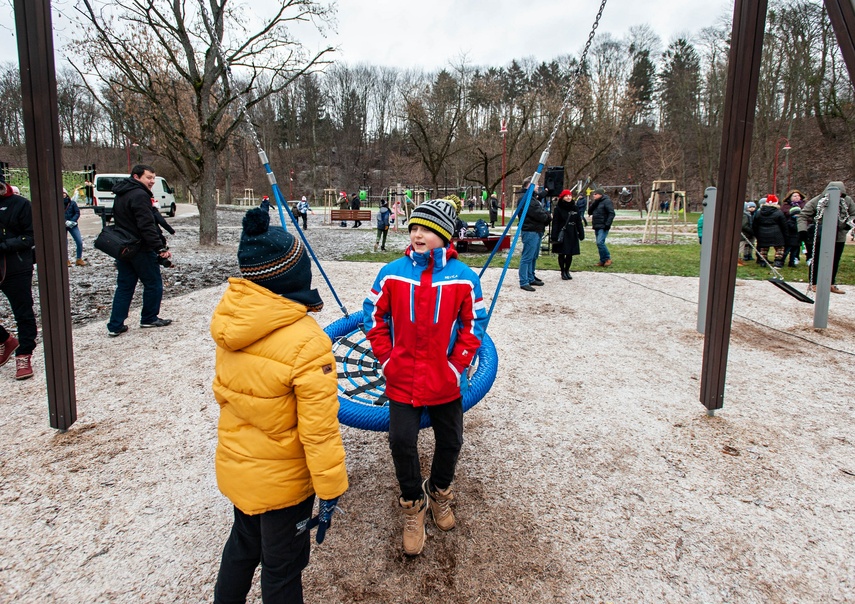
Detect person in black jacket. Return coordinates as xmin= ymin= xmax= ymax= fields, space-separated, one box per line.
xmin=588 ymin=187 xmax=615 ymax=266
xmin=488 ymin=193 xmax=499 ymax=228
xmin=106 ymin=164 xmax=173 ymax=336
xmin=0 ymin=172 xmax=37 ymax=379
xmin=518 ymin=178 xmax=552 ymax=291
xmin=751 ymin=194 xmax=788 ymax=268
xmin=350 ymin=193 xmax=362 ymax=228
xmin=783 ymin=206 xmax=802 ymax=267
xmin=550 ymin=190 xmax=585 ymax=280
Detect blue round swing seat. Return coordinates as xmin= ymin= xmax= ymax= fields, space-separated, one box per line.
xmin=324 ymin=310 xmax=498 ymax=432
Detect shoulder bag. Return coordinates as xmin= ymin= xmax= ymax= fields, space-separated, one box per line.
xmin=94 ymin=224 xmax=141 ymax=260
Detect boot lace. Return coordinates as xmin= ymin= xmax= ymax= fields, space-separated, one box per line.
xmin=431 ymin=492 xmax=452 ymax=520
xmin=16 ymin=356 xmax=29 ymax=369
xmin=405 ymin=511 xmax=420 ymax=532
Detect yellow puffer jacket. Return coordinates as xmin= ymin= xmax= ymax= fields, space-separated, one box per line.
xmin=211 ymin=278 xmax=348 ymax=515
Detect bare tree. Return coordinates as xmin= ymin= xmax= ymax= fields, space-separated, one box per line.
xmin=71 ymin=0 xmax=334 ymax=244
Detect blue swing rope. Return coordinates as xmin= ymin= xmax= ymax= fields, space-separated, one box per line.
xmin=199 ymin=6 xmax=349 ymax=317
xmin=473 ymin=0 xmax=608 ymax=331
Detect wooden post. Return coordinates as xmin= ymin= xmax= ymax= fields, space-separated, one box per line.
xmin=825 ymin=0 xmax=855 ymax=83
xmin=700 ymin=0 xmax=767 ymax=414
xmin=14 ymin=0 xmax=77 ymax=430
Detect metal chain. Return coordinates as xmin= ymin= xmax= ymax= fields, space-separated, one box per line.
xmin=541 ymin=0 xmax=609 ymax=161
xmin=806 ymin=196 xmax=828 ymax=290
xmin=740 ymin=233 xmax=785 ymax=280
xmin=198 ymin=1 xmax=265 ymax=158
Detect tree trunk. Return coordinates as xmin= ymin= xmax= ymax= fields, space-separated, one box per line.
xmin=198 ymin=155 xmax=219 ymax=246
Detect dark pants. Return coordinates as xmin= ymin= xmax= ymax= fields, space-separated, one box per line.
xmin=807 ymin=237 xmax=845 ymax=285
xmin=0 ymin=269 xmax=37 ymax=356
xmin=782 ymin=245 xmax=800 ymax=266
xmin=375 ymin=227 xmax=388 ymax=249
xmin=389 ymin=398 xmax=463 ymax=501
xmin=107 ymin=251 xmax=163 ymax=331
xmin=557 ymin=253 xmax=574 ymax=273
xmin=214 ymin=497 xmax=314 ymax=604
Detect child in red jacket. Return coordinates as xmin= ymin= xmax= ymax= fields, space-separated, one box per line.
xmin=363 ymin=198 xmax=487 ymax=556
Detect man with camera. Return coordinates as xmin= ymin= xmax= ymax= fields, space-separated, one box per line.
xmin=106 ymin=164 xmax=173 ymax=337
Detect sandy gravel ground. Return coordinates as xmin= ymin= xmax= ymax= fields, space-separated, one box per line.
xmin=1 ymin=218 xmax=854 ymax=603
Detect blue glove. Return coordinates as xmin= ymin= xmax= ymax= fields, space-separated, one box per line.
xmin=314 ymin=497 xmax=339 ymax=544
xmin=296 ymin=497 xmax=342 ymax=544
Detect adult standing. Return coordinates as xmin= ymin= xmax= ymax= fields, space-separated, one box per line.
xmin=781 ymin=189 xmax=806 ymax=215
xmin=588 ymin=187 xmax=615 ymax=267
xmin=550 ymin=190 xmax=585 ymax=280
xmin=350 ymin=193 xmax=362 ymax=228
xmin=0 ymin=172 xmax=37 ymax=380
xmin=106 ymin=164 xmax=173 ymax=336
xmin=63 ymin=188 xmax=86 ymax=267
xmin=518 ymin=179 xmax=551 ymax=291
xmin=576 ymin=195 xmax=588 ymax=227
xmin=488 ymin=192 xmax=499 ymax=228
xmin=783 ymin=206 xmax=802 ymax=267
xmin=739 ymin=201 xmax=757 ymax=264
xmin=798 ymin=181 xmax=855 ymax=294
xmin=751 ymin=194 xmax=788 ymax=268
xmin=337 ymin=192 xmax=349 ymax=227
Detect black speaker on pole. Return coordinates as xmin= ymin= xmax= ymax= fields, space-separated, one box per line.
xmin=544 ymin=166 xmax=565 ymax=196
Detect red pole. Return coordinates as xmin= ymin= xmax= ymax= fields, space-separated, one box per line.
xmin=289 ymin=169 xmax=294 ymax=200
xmin=500 ymin=119 xmax=507 ymax=226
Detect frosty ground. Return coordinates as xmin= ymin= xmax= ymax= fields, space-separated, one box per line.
xmin=1 ymin=210 xmax=853 ymax=603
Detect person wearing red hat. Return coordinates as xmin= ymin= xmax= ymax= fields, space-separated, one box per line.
xmin=752 ymin=194 xmax=787 ymax=268
xmin=550 ymin=190 xmax=585 ymax=280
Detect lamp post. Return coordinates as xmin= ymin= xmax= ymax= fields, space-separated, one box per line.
xmin=772 ymin=137 xmax=791 ymax=198
xmin=500 ymin=118 xmax=507 ymax=226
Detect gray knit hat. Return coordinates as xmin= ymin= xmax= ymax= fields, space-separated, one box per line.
xmin=409 ymin=199 xmax=457 ymax=244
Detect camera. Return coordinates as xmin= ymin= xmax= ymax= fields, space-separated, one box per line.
xmin=157 ymin=255 xmax=173 ymax=268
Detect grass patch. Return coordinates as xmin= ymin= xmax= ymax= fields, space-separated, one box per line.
xmin=343 ymin=234 xmax=855 ymax=285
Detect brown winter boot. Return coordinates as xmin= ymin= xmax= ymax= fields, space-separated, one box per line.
xmin=423 ymin=479 xmax=455 ymax=531
xmin=400 ymin=496 xmax=427 ymax=556
xmin=15 ymin=354 xmax=34 ymax=380
xmin=75 ymin=258 xmax=87 ymax=266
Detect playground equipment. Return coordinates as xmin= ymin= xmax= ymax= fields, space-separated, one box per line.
xmin=642 ymin=180 xmax=688 ymax=243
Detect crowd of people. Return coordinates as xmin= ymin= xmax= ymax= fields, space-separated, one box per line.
xmin=738 ymin=185 xmax=853 ymax=294
xmin=515 ymin=181 xmax=614 ymax=291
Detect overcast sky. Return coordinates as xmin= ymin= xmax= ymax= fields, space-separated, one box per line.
xmin=0 ymin=0 xmax=731 ymax=70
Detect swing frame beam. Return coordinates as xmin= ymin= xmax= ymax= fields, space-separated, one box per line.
xmin=700 ymin=0 xmax=855 ymax=413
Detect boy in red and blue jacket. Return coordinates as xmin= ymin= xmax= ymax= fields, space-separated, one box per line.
xmin=363 ymin=198 xmax=487 ymax=556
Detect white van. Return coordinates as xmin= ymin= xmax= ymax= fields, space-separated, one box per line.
xmin=92 ymin=173 xmax=177 ymax=224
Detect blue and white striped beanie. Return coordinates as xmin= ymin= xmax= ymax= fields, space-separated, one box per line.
xmin=238 ymin=208 xmax=323 ymax=311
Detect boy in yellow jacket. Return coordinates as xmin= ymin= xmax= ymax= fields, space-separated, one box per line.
xmin=211 ymin=207 xmax=348 ymax=603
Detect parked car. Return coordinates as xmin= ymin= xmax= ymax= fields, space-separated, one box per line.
xmin=92 ymin=173 xmax=177 ymax=225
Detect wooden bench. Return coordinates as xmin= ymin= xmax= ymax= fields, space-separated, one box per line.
xmin=331 ymin=209 xmax=372 ymax=222
xmin=452 ymin=235 xmax=511 ymax=253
